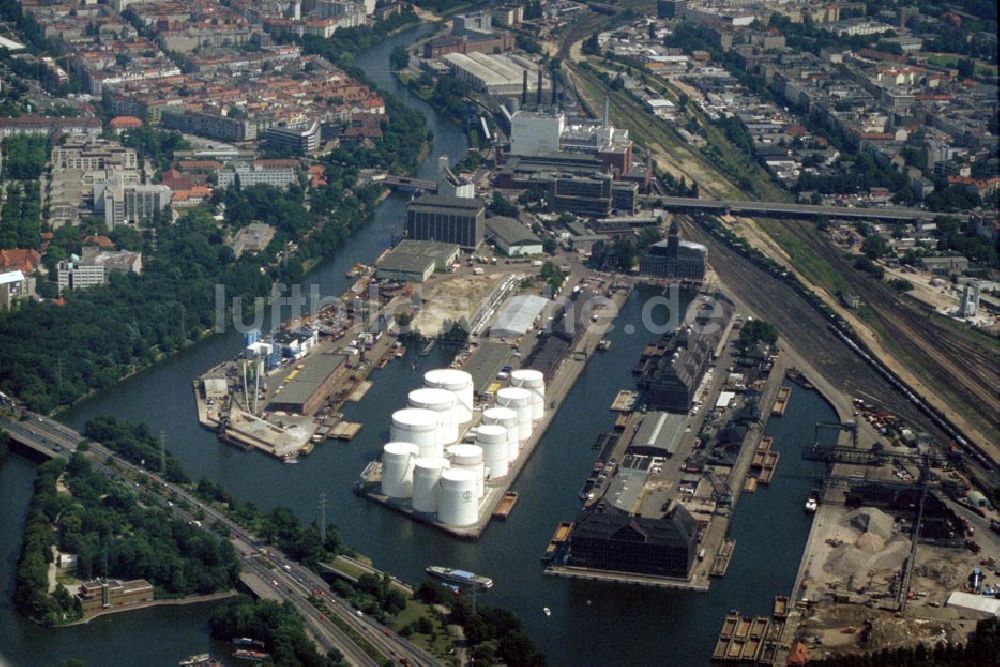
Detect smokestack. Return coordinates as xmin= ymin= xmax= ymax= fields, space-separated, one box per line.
xmin=551 ymin=65 xmax=557 ymax=108
xmin=536 ymin=68 xmax=542 ymax=108
xmin=603 ymin=96 xmax=610 ymax=128
xmin=522 ymin=69 xmax=528 ymax=107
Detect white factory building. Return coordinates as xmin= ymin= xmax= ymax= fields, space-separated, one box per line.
xmin=510 ymin=110 xmax=565 ymax=157
xmin=441 ymin=52 xmax=551 ymax=97
xmin=509 ymin=107 xmax=630 ymax=159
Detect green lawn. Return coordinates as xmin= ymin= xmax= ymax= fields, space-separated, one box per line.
xmin=925 ymin=53 xmax=998 ymax=80
xmin=394 ymin=599 xmax=455 ymax=661
xmin=756 ymin=219 xmax=850 ymax=296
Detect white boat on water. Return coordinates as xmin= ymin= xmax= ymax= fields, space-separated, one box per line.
xmin=542 ymin=607 xmax=551 ymax=617
xmin=805 ymin=498 xmax=818 ymax=513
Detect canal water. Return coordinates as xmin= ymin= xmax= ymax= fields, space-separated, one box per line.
xmin=0 ymin=24 xmax=837 ymax=666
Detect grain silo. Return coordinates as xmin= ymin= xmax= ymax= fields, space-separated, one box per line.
xmin=407 ymin=387 xmax=459 ymax=445
xmin=437 ymin=468 xmax=480 ymax=526
xmin=476 ymin=424 xmax=509 ymax=479
xmin=412 ymin=456 xmax=449 ymax=513
xmin=424 ymin=369 xmax=474 ymax=423
xmin=510 ymin=369 xmax=545 ymax=420
xmin=390 ymin=408 xmax=442 ymax=459
xmin=482 ymin=406 xmax=520 ymax=462
xmin=496 ymin=386 xmax=532 ymax=441
xmin=380 ymin=442 xmax=419 ymax=498
xmin=446 ymin=443 xmax=485 ymax=497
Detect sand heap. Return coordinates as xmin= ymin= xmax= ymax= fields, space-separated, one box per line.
xmin=848 ymin=507 xmax=893 ymax=540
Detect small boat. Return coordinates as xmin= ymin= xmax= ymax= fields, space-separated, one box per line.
xmin=542 ymin=607 xmax=551 ymax=616
xmin=805 ymin=497 xmax=818 ymax=513
xmin=284 ymin=458 xmax=299 ymax=464
xmin=233 ymin=649 xmax=269 ymax=662
xmin=178 ymin=655 xmax=221 ymax=667
xmin=232 ymin=638 xmax=265 ymax=649
xmin=598 ymin=338 xmax=612 ymax=351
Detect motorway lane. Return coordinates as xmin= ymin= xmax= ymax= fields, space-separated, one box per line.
xmin=1 ymin=415 xmax=435 ymax=667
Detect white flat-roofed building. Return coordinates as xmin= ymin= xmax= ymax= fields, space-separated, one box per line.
xmin=217 ymin=164 xmax=297 ymax=190
xmin=441 ymin=52 xmax=550 ymax=97
xmin=510 ymin=111 xmax=565 ymax=157
xmin=489 ymin=294 xmax=549 ymax=338
xmin=0 ymin=269 xmax=32 ymax=310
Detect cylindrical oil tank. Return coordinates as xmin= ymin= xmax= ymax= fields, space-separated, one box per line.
xmin=496 ymin=386 xmax=532 ymax=441
xmin=510 ymin=369 xmax=545 ymax=421
xmin=390 ymin=408 xmax=442 ymax=459
xmin=476 ymin=424 xmax=509 ymax=479
xmin=412 ymin=456 xmax=449 ymax=513
xmin=482 ymin=406 xmax=520 ymax=463
xmin=424 ymin=368 xmax=474 ymax=423
xmin=407 ymin=387 xmax=459 ymax=445
xmin=447 ymin=443 xmax=484 ymax=497
xmin=437 ymin=468 xmax=479 ymax=527
xmin=380 ymin=442 xmax=419 ymax=498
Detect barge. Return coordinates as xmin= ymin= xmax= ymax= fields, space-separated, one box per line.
xmin=771 ymin=386 xmax=792 ymax=416
xmin=492 ymin=491 xmax=519 ymax=519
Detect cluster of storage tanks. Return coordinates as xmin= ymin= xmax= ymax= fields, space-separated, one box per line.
xmin=380 ymin=368 xmax=546 ymax=527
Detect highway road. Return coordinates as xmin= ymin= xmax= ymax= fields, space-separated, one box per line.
xmin=0 ymin=413 xmax=435 ymax=667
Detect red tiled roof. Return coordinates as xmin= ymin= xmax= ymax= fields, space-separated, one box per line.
xmin=0 ymin=248 xmax=41 ymax=272
xmin=110 ymin=115 xmax=143 ymax=129
xmin=82 ymin=235 xmax=114 ymax=249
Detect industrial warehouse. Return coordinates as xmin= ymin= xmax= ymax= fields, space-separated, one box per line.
xmin=485 ymin=216 xmax=543 ymax=256
xmin=375 ymin=239 xmax=461 ymax=283
xmin=441 ymin=52 xmax=551 ymax=97
xmin=405 ymin=194 xmax=486 ymax=249
xmin=267 ymin=353 xmax=347 ymax=415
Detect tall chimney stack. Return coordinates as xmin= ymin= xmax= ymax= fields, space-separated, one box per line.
xmin=536 ymin=67 xmax=542 ymax=108
xmin=603 ymin=96 xmax=610 ymax=128
xmin=551 ymin=65 xmax=557 ymax=108
xmin=522 ymin=69 xmax=528 ymax=107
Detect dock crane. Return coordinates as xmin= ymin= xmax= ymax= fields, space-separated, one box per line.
xmin=802 ymin=440 xmax=951 ymax=612
xmin=814 ymin=420 xmax=858 ymax=448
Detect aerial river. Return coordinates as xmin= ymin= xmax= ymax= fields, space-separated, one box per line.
xmin=0 ymin=23 xmax=837 ymax=666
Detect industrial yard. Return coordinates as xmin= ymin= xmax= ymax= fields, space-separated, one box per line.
xmin=357 ymin=273 xmax=631 ymax=538
xmin=543 ymin=294 xmax=802 ymax=590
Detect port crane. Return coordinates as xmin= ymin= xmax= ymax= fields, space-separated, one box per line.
xmin=814 ymin=420 xmax=858 ymax=448
xmin=802 ymin=440 xmax=951 ymax=612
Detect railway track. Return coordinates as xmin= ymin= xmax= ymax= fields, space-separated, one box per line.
xmin=681 ymin=217 xmax=948 ymax=431
xmin=779 ymin=220 xmax=999 ymax=434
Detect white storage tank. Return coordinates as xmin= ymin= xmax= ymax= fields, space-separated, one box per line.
xmin=424 ymin=369 xmax=474 ymax=423
xmin=381 ymin=442 xmax=419 ymax=498
xmin=496 ymin=386 xmax=533 ymax=441
xmin=390 ymin=408 xmax=442 ymax=459
xmin=437 ymin=468 xmax=480 ymax=527
xmin=407 ymin=387 xmax=459 ymax=445
xmin=510 ymin=369 xmax=545 ymax=421
xmin=476 ymin=424 xmax=509 ymax=479
xmin=482 ymin=406 xmax=520 ymax=463
xmin=412 ymin=456 xmax=449 ymax=512
xmin=447 ymin=443 xmax=484 ymax=497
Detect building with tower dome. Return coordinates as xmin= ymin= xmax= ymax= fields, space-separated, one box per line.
xmin=639 ymin=221 xmax=707 ymax=280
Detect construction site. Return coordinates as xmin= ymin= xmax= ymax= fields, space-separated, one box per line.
xmin=762 ymin=413 xmax=1000 ymax=663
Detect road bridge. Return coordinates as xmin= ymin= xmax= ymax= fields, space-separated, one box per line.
xmin=1 ymin=413 xmax=434 ymax=667
xmin=382 ymin=175 xmax=437 ymax=194
xmin=642 ymin=195 xmax=955 ymax=223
